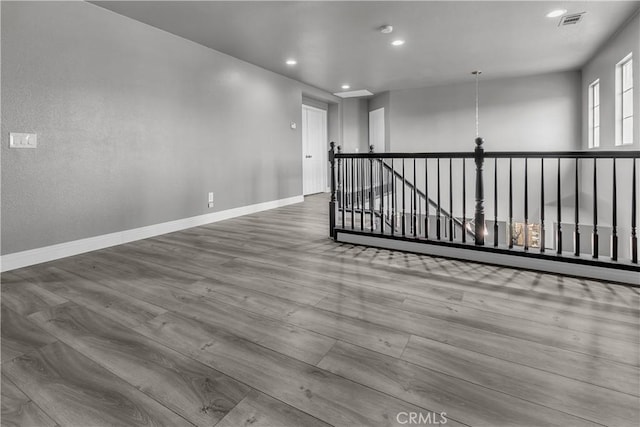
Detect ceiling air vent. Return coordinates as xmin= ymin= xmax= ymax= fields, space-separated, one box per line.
xmin=559 ymin=12 xmax=585 ymax=26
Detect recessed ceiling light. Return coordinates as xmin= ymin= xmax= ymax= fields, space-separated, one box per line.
xmin=546 ymin=9 xmax=567 ymax=18
xmin=379 ymin=25 xmax=393 ymax=34
xmin=391 ymin=39 xmax=405 ymax=46
xmin=333 ymin=89 xmax=374 ymax=98
xmin=341 ymin=84 xmax=350 ymax=90
xmin=285 ymin=59 xmax=297 ymax=65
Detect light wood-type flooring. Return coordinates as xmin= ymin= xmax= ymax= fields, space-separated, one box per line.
xmin=1 ymin=194 xmax=639 ymax=426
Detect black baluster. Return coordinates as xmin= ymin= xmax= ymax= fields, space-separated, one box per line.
xmin=574 ymin=158 xmax=580 ymax=256
xmin=540 ymin=158 xmax=545 ymax=253
xmin=413 ymin=158 xmax=417 ymax=237
xmin=360 ymin=158 xmax=365 ymax=231
xmin=385 ymin=165 xmax=393 ymax=222
xmin=337 ymin=150 xmax=342 ymax=212
xmin=494 ymin=158 xmax=498 ymax=247
xmin=462 ymin=158 xmax=467 ymax=243
xmin=380 ymin=159 xmax=384 ymax=234
xmin=508 ymin=158 xmax=513 ymax=249
xmin=345 ymin=158 xmax=349 ymax=217
xmin=557 ymin=158 xmax=562 ymax=255
xmin=425 ymin=158 xmax=429 ymax=239
xmin=391 ymin=159 xmax=395 ymax=235
xmin=402 ymin=159 xmax=406 ymax=236
xmin=329 ymin=142 xmax=336 ymax=238
xmin=631 ymin=159 xmax=638 ymax=263
xmin=418 ymin=196 xmax=422 ymax=236
xmin=370 ymin=148 xmax=374 ymax=231
xmin=351 ymin=158 xmax=355 ymax=230
xmin=524 ymin=158 xmax=529 ymax=251
xmin=592 ymin=158 xmax=598 ymax=258
xmin=341 ymin=149 xmax=345 ymax=229
xmin=437 ymin=158 xmax=441 ymax=240
xmin=337 ymin=146 xmax=344 ymax=217
xmin=449 ymin=158 xmax=453 ymax=242
xmin=611 ymin=158 xmax=618 ymax=261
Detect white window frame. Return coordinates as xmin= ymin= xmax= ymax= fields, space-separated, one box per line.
xmin=588 ymin=79 xmax=600 ymax=148
xmin=615 ymin=53 xmax=633 ymax=146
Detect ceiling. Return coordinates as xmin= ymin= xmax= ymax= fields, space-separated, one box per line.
xmin=93 ymin=1 xmax=640 ymax=95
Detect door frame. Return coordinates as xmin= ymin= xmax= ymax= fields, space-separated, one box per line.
xmin=302 ymin=104 xmax=328 ymax=195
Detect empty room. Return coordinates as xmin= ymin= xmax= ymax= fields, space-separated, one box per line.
xmin=1 ymin=1 xmax=639 ymax=426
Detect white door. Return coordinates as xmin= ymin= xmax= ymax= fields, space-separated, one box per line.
xmin=302 ymin=105 xmax=327 ymax=195
xmin=369 ymin=107 xmax=385 ymax=152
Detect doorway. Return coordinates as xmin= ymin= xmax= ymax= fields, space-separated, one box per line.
xmin=369 ymin=107 xmax=385 ymax=152
xmin=302 ymin=104 xmax=328 ymax=195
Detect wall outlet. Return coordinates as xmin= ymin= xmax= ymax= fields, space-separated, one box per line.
xmin=208 ymin=192 xmax=214 ymax=208
xmin=9 ymin=132 xmax=37 ymax=148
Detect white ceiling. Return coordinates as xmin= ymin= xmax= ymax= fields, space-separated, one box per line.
xmin=94 ymin=1 xmax=640 ymax=95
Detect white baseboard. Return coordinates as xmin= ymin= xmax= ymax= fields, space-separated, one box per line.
xmin=1 ymin=195 xmax=303 ymax=273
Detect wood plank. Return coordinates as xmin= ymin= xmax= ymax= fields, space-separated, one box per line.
xmin=113 ymin=242 xmax=410 ymax=310
xmin=266 ymin=250 xmax=465 ymax=303
xmin=59 ymin=251 xmax=310 ymax=323
xmin=55 ymin=256 xmax=207 ymax=309
xmin=402 ymin=335 xmax=640 ymax=426
xmin=216 ymin=390 xmax=331 ymax=427
xmin=286 ymin=307 xmax=410 ymax=358
xmin=318 ymin=341 xmax=600 ymax=426
xmin=12 ymin=265 xmax=167 ymax=329
xmin=28 ymin=302 xmax=251 ymax=426
xmin=0 ymin=274 xmax=68 ymax=316
xmin=44 ymin=256 xmax=337 ymax=366
xmin=460 ymin=290 xmax=640 ymax=343
xmin=399 ymin=295 xmax=639 ymax=360
xmin=313 ymin=295 xmax=640 ymax=395
xmin=174 ymin=298 xmax=336 ymax=365
xmin=118 ymin=237 xmax=235 ymax=270
xmin=63 ymin=249 xmax=205 ymax=288
xmin=220 ymin=257 xmax=410 ymax=307
xmin=1 ymin=374 xmax=57 ymax=427
xmin=316 ymin=243 xmax=640 ymax=316
xmin=2 ymin=341 xmax=192 ymax=427
xmin=1 ymin=305 xmax=57 ymax=363
xmin=326 ymin=241 xmax=634 ymax=305
xmin=133 ymin=311 xmax=466 ymax=427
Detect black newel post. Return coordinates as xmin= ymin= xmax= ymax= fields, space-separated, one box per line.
xmin=329 ymin=141 xmax=336 ymax=239
xmin=474 ymin=137 xmax=485 ymax=245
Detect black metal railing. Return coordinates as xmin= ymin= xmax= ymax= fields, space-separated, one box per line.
xmin=328 ymin=140 xmax=640 ymax=269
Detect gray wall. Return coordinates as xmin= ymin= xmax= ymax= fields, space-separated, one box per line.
xmin=1 ymin=1 xmax=309 ymax=254
xmin=388 ymin=71 xmax=582 ymax=153
xmin=581 ymin=11 xmax=639 ymax=149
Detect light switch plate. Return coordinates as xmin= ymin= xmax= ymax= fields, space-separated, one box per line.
xmin=9 ymin=133 xmax=37 ymax=148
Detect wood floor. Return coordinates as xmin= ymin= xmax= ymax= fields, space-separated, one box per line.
xmin=2 ymin=194 xmax=639 ymax=426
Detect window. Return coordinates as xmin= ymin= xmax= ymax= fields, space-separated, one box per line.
xmin=588 ymin=79 xmax=600 ymax=148
xmin=616 ymin=53 xmax=633 ymax=145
